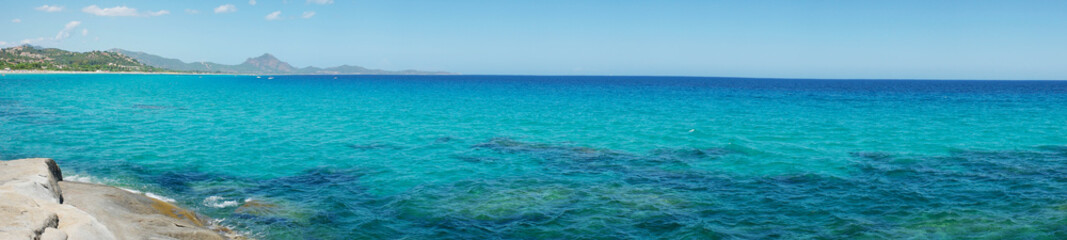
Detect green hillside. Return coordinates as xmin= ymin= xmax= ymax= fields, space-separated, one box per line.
xmin=0 ymin=45 xmax=166 ymax=72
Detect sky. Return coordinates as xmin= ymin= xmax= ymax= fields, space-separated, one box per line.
xmin=2 ymin=0 xmax=1067 ymax=80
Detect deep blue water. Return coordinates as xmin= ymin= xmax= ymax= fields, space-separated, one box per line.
xmin=1 ymin=74 xmax=1066 ymax=239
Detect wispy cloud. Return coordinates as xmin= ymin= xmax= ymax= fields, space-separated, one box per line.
xmin=214 ymin=4 xmax=237 ymax=13
xmin=36 ymin=5 xmax=64 ymax=12
xmin=265 ymin=11 xmax=282 ymax=20
xmin=146 ymin=10 xmax=170 ymax=16
xmin=249 ymin=0 xmax=257 ymax=6
xmin=302 ymin=11 xmax=316 ymax=19
xmin=4 ymin=21 xmax=86 ymax=46
xmin=55 ymin=21 xmax=81 ymax=40
xmin=11 ymin=19 xmax=21 ymax=23
xmin=307 ymin=0 xmax=333 ymax=5
xmin=185 ymin=9 xmax=200 ymax=14
xmin=82 ymin=5 xmax=169 ymax=17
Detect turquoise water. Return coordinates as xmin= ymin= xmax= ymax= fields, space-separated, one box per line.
xmin=1 ymin=74 xmax=1066 ymax=239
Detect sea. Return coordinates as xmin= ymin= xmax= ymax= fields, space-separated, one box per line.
xmin=1 ymin=74 xmax=1065 ymax=239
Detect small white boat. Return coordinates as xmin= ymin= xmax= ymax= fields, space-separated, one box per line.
xmin=256 ymin=76 xmax=261 ymax=79
xmin=267 ymin=76 xmax=274 ymax=80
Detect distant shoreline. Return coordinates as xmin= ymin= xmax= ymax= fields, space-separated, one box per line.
xmin=7 ymin=71 xmax=1062 ymax=81
xmin=0 ymin=70 xmax=457 ymax=76
xmin=0 ymin=70 xmax=226 ymax=75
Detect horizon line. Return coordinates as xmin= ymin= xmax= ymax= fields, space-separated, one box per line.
xmin=4 ymin=70 xmax=1066 ymax=82
xmin=4 ymin=45 xmax=1065 ymax=81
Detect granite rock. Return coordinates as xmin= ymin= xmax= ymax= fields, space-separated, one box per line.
xmin=1 ymin=158 xmax=227 ymax=240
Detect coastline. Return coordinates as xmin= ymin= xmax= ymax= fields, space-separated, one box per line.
xmin=0 ymin=70 xmax=232 ymax=75
xmin=0 ymin=70 xmax=458 ymax=76
xmin=0 ymin=158 xmax=239 ymax=240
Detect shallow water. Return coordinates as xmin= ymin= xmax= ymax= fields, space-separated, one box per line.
xmin=1 ymin=74 xmax=1066 ymax=239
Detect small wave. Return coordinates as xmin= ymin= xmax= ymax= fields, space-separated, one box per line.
xmin=67 ymin=174 xmax=178 ymax=203
xmin=203 ymin=196 xmax=242 ymax=208
xmin=117 ymin=187 xmax=177 ymax=203
xmin=207 ymin=218 xmax=257 ymax=240
xmin=65 ymin=174 xmax=179 ymax=203
xmin=65 ymin=174 xmax=114 ymax=184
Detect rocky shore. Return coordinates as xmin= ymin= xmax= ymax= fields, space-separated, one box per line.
xmin=0 ymin=158 xmax=229 ymax=240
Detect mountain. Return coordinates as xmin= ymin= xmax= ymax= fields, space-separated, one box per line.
xmin=238 ymin=54 xmax=297 ymax=73
xmin=111 ymin=49 xmax=451 ymax=75
xmin=108 ymin=48 xmax=229 ymax=73
xmin=1 ymin=45 xmax=164 ymax=72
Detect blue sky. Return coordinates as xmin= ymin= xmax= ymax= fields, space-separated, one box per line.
xmin=2 ymin=1 xmax=1066 ymax=79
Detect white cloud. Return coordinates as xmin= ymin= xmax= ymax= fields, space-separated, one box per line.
xmin=185 ymin=9 xmax=200 ymax=14
xmin=82 ymin=5 xmax=137 ymax=16
xmin=214 ymin=4 xmax=237 ymax=13
xmin=36 ymin=5 xmax=64 ymax=12
xmin=82 ymin=5 xmax=169 ymax=17
xmin=3 ymin=21 xmax=87 ymax=47
xmin=55 ymin=21 xmax=81 ymax=40
xmin=265 ymin=11 xmax=282 ymax=20
xmin=307 ymin=0 xmax=333 ymax=5
xmin=11 ymin=19 xmax=20 ymax=23
xmin=146 ymin=10 xmax=170 ymax=16
xmin=302 ymin=11 xmax=316 ymax=19
xmin=249 ymin=0 xmax=257 ymax=6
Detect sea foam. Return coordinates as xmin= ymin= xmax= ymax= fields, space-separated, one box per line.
xmin=203 ymin=196 xmax=242 ymax=208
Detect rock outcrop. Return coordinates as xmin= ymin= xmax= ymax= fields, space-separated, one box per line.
xmin=59 ymin=182 xmax=224 ymax=240
xmin=0 ymin=158 xmax=226 ymax=240
xmin=0 ymin=158 xmax=63 ymax=203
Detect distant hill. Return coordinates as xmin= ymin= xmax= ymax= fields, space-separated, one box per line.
xmin=111 ymin=49 xmax=451 ymax=75
xmin=240 ymin=53 xmax=297 ymax=73
xmin=0 ymin=45 xmax=165 ymax=72
xmin=106 ymin=48 xmax=227 ymax=73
